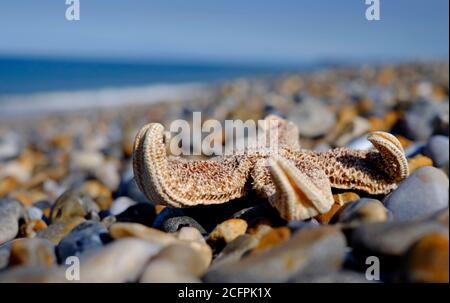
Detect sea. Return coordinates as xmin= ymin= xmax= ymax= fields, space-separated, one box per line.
xmin=0 ymin=56 xmax=309 ymax=118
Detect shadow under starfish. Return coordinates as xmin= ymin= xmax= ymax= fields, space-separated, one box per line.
xmin=133 ymin=115 xmax=409 ymax=221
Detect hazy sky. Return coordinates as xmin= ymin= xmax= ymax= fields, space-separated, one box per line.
xmin=0 ymin=0 xmax=448 ymax=63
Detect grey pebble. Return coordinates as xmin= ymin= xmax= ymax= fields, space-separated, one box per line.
xmin=423 ymin=135 xmax=449 ymax=167
xmin=384 ymin=166 xmax=449 ymax=221
xmin=57 ymin=221 xmax=108 ymax=263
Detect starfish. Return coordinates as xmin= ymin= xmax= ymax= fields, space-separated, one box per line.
xmin=133 ymin=115 xmax=409 ymax=221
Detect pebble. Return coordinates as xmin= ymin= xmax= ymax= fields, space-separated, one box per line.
xmin=350 ymin=219 xmax=448 ymax=257
xmin=207 ymin=219 xmax=248 ymax=245
xmin=115 ymin=203 xmax=156 ymax=227
xmin=398 ymin=100 xmax=440 ymax=141
xmin=384 ymin=166 xmax=449 ymax=221
xmin=70 ymin=150 xmax=104 ymax=172
xmin=331 ymin=198 xmax=391 ymax=226
xmin=423 ymin=135 xmax=449 ymax=168
xmin=162 ymin=216 xmax=206 ymax=234
xmin=27 ymin=206 xmax=44 ymax=221
xmin=0 ymin=131 xmax=21 ymax=161
xmin=316 ymin=192 xmax=360 ymax=224
xmin=117 ymin=173 xmax=149 ymax=203
xmin=56 ymin=221 xmax=108 ymax=263
xmin=287 ymin=98 xmax=336 ymax=138
xmin=287 ymin=218 xmax=320 ymax=231
xmin=140 ymin=244 xmax=207 ymax=283
xmin=176 ymin=227 xmax=213 ymax=269
xmin=60 ymin=238 xmax=161 ymax=282
xmin=204 ymin=226 xmax=346 ymax=283
xmin=92 ymin=160 xmax=121 ymax=192
xmin=8 ymin=238 xmax=56 ymax=268
xmin=0 ymin=244 xmax=10 ymax=270
xmin=109 ymin=222 xmax=176 ymax=246
xmin=0 ymin=267 xmax=59 ymax=283
xmin=80 ymin=180 xmax=113 ymax=210
xmin=152 ymin=207 xmax=185 ymax=229
xmin=19 ymin=219 xmax=47 ymax=238
xmin=109 ymin=196 xmax=137 ymax=216
xmin=50 ymin=190 xmax=99 ymax=224
xmin=211 ymin=235 xmax=260 ymax=269
xmin=251 ymin=227 xmax=291 ymax=254
xmin=37 ymin=217 xmax=86 ymax=245
xmin=0 ymin=199 xmax=24 ymax=245
xmin=408 ymin=154 xmax=433 ymax=173
xmin=231 ymin=201 xmax=283 ymax=229
xmin=402 ymin=232 xmax=449 ymax=283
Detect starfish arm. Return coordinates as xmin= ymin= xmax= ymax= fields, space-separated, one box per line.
xmin=133 ymin=123 xmax=253 ymax=207
xmin=267 ymin=156 xmax=334 ymax=221
xmin=263 ymin=114 xmax=301 ymax=150
xmin=287 ymin=131 xmax=409 ymax=195
xmin=250 ymin=156 xmax=334 ymax=221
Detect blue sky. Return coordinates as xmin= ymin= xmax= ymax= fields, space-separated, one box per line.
xmin=0 ymin=0 xmax=448 ymax=64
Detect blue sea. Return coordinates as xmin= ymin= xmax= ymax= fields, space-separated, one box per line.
xmin=0 ymin=56 xmax=332 ymax=118
xmin=0 ymin=56 xmax=303 ymax=95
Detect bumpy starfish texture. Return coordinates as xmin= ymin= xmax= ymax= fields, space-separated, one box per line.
xmin=133 ymin=115 xmax=409 ymax=221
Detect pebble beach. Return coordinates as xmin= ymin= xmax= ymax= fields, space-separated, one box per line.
xmin=0 ymin=61 xmax=448 ymax=283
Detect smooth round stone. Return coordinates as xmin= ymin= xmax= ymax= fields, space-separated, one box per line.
xmin=70 ymin=151 xmax=104 ymax=172
xmin=9 ymin=238 xmax=56 ymax=268
xmin=57 ymin=221 xmax=108 ymax=263
xmin=140 ymin=260 xmax=201 ymax=283
xmin=50 ymin=190 xmax=99 ymax=224
xmin=350 ymin=219 xmax=448 ymax=256
xmin=287 ymin=98 xmax=336 ymax=138
xmin=346 ymin=136 xmax=373 ymax=150
xmin=231 ymin=201 xmax=284 ymax=228
xmin=384 ymin=166 xmax=449 ymax=221
xmin=402 ymin=232 xmax=449 ymax=283
xmin=141 ymin=244 xmax=209 ymax=282
xmin=331 ymin=198 xmax=391 ymax=226
xmin=115 ymin=203 xmax=156 ymax=227
xmin=251 ymin=227 xmax=291 ymax=254
xmin=92 ymin=160 xmax=120 ymax=192
xmin=109 ymin=222 xmax=176 ymax=246
xmin=152 ymin=207 xmax=185 ymax=229
xmin=204 ymin=226 xmax=346 ymax=283
xmin=117 ymin=175 xmax=149 ymax=204
xmin=287 ymin=218 xmax=320 ymax=231
xmin=60 ymin=238 xmax=161 ymax=282
xmin=423 ymin=135 xmax=449 ymax=167
xmin=208 ymin=219 xmax=248 ymax=244
xmin=27 ymin=206 xmax=44 ymax=221
xmin=0 ymin=199 xmax=24 ymax=245
xmin=80 ymin=180 xmax=113 ymax=210
xmin=211 ymin=235 xmax=260 ymax=269
xmin=0 ymin=131 xmax=21 ymax=161
xmin=37 ymin=217 xmax=86 ymax=245
xmin=162 ymin=216 xmax=206 ymax=234
xmin=398 ymin=100 xmax=440 ymax=141
xmin=0 ymin=267 xmax=59 ymax=283
xmin=20 ymin=219 xmax=48 ymax=238
xmin=0 ymin=242 xmax=12 ymax=270
xmin=109 ymin=196 xmax=137 ymax=216
xmin=176 ymin=227 xmax=212 ymax=269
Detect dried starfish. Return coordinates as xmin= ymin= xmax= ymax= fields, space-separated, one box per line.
xmin=133 ymin=115 xmax=409 ymax=221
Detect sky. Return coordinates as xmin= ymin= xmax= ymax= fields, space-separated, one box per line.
xmin=0 ymin=0 xmax=448 ymax=64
